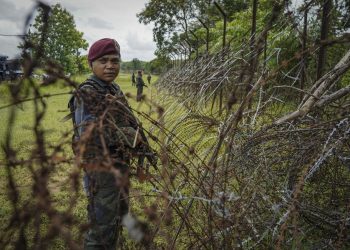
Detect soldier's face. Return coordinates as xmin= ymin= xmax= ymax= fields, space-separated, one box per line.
xmin=91 ymin=54 xmax=120 ymax=83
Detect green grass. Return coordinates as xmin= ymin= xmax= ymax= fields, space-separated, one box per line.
xmin=1 ymin=71 xmax=329 ymax=248
xmin=0 ymin=72 xmax=160 ymax=248
xmin=1 ymin=72 xmax=267 ymax=248
xmin=0 ymin=73 xmax=158 ymax=156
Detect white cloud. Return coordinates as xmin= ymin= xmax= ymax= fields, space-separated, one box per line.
xmin=126 ymin=32 xmax=156 ymax=51
xmin=0 ymin=0 xmax=25 ymax=24
xmin=0 ymin=36 xmax=22 ymax=58
xmin=86 ymin=17 xmax=114 ymax=30
xmin=0 ymin=0 xmax=156 ymax=61
xmin=0 ymin=20 xmax=19 ymax=32
xmin=0 ymin=17 xmax=24 ymax=58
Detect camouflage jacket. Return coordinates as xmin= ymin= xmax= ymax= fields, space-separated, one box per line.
xmin=71 ymin=75 xmax=139 ymax=162
xmin=136 ymin=75 xmax=146 ymax=88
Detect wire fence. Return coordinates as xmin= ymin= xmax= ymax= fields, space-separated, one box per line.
xmin=0 ymin=1 xmax=349 ymax=249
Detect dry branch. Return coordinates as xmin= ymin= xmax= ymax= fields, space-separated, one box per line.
xmin=275 ymin=49 xmax=350 ymax=125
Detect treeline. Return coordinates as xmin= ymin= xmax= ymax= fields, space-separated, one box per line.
xmin=138 ymin=0 xmax=350 ymax=90
xmin=120 ymin=57 xmax=169 ymax=74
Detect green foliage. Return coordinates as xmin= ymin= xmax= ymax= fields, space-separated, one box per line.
xmin=149 ymin=56 xmax=172 ymax=74
xmin=77 ymin=55 xmax=91 ymax=74
xmin=138 ymin=0 xmax=195 ymax=50
xmin=0 ymin=73 xmax=162 ymax=248
xmin=137 ymin=0 xmax=274 ymax=62
xmin=121 ymin=58 xmax=151 ymax=73
xmin=131 ymin=58 xmax=142 ymax=71
xmin=120 ymin=58 xmax=169 ymax=74
xmin=24 ymin=4 xmax=88 ymax=74
xmin=139 ymin=0 xmax=350 ymax=91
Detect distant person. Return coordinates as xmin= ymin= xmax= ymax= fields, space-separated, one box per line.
xmin=131 ymin=72 xmax=136 ymax=86
xmin=136 ymin=70 xmax=147 ymax=102
xmin=147 ymin=73 xmax=152 ymax=85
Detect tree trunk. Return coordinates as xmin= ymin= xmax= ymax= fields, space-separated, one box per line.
xmin=317 ymin=0 xmax=332 ymax=80
xmin=300 ymin=8 xmax=308 ymax=101
xmin=246 ymin=0 xmax=258 ymax=121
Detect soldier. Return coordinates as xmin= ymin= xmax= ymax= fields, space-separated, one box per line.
xmin=69 ymin=38 xmax=151 ymax=249
xmin=131 ymin=72 xmax=136 ymax=86
xmin=136 ymin=70 xmax=147 ymax=102
xmin=147 ymin=73 xmax=151 ymax=85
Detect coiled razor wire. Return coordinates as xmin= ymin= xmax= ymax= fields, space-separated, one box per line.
xmin=0 ymin=1 xmax=349 ymax=249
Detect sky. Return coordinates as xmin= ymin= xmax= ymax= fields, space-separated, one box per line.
xmin=0 ymin=0 xmax=156 ymax=61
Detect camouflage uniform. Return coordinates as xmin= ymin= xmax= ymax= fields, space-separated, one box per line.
xmin=131 ymin=73 xmax=136 ymax=87
xmin=147 ymin=74 xmax=151 ymax=85
xmin=72 ymin=75 xmax=138 ymax=249
xmin=136 ymin=73 xmax=146 ymax=102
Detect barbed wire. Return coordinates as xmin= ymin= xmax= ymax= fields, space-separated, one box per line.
xmin=0 ymin=0 xmax=349 ymax=249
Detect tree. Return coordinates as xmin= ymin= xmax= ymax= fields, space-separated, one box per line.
xmin=131 ymin=58 xmax=142 ymax=71
xmin=24 ymin=4 xmax=88 ymax=74
xmin=137 ymin=0 xmax=197 ymax=50
xmin=316 ymin=0 xmax=332 ymax=79
xmin=149 ymin=56 xmax=171 ymax=73
xmin=137 ymin=0 xmax=251 ymax=60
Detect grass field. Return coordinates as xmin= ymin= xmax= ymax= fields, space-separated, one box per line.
xmin=2 ymin=70 xmax=347 ymax=249
xmin=0 ymin=73 xmax=158 ymax=155
xmin=0 ymin=72 xmax=160 ymax=249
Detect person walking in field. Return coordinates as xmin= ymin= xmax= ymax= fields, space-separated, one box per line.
xmin=68 ymin=38 xmax=154 ymax=249
xmin=136 ymin=70 xmax=147 ymax=102
xmin=131 ymin=72 xmax=136 ymax=86
xmin=147 ymin=73 xmax=151 ymax=85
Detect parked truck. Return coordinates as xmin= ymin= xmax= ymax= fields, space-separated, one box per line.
xmin=0 ymin=55 xmax=23 ymax=81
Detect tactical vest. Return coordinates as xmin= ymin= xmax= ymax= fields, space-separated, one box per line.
xmin=67 ymin=77 xmax=134 ymax=155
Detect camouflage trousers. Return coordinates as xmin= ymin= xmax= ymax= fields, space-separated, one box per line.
xmin=136 ymin=86 xmax=143 ymax=102
xmin=83 ymin=168 xmax=129 ymax=250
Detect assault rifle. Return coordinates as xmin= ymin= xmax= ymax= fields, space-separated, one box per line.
xmin=112 ymin=97 xmax=158 ymax=171
xmin=133 ymin=123 xmax=158 ymax=171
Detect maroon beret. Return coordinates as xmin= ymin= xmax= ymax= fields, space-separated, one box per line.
xmin=88 ymin=38 xmax=120 ymax=63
